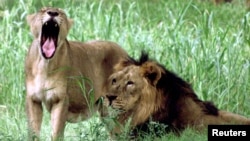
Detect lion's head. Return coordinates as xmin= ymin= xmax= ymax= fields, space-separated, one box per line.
xmin=101 ymin=52 xmax=176 ymax=136
xmin=103 ymin=53 xmax=165 ymax=126
xmin=26 ymin=7 xmax=73 ymax=59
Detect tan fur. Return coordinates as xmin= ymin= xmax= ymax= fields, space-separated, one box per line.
xmin=101 ymin=54 xmax=250 ymax=137
xmin=25 ymin=7 xmax=128 ymax=140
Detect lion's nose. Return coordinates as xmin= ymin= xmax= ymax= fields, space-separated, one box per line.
xmin=47 ymin=11 xmax=59 ymax=17
xmin=106 ymin=95 xmax=117 ymax=104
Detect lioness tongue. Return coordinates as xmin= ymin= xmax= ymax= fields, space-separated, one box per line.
xmin=42 ymin=38 xmax=55 ymax=58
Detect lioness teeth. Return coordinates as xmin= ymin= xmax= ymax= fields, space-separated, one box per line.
xmin=55 ymin=23 xmax=57 ymax=27
xmin=45 ymin=22 xmax=47 ymax=26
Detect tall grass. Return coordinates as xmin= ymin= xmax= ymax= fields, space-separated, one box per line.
xmin=0 ymin=0 xmax=249 ymax=140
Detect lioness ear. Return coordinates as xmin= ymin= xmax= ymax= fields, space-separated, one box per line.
xmin=141 ymin=62 xmax=162 ymax=86
xmin=26 ymin=13 xmax=40 ymax=37
xmin=26 ymin=14 xmax=36 ymax=26
xmin=67 ymin=18 xmax=74 ymax=29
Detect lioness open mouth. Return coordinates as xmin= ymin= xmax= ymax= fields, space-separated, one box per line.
xmin=41 ymin=19 xmax=59 ymax=59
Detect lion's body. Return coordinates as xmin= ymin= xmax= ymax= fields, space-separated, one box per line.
xmin=102 ymin=52 xmax=250 ymax=137
xmin=25 ymin=7 xmax=128 ymax=140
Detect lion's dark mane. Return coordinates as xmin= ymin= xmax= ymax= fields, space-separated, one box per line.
xmin=130 ymin=52 xmax=218 ymax=135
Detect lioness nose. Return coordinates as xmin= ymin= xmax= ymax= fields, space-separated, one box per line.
xmin=47 ymin=11 xmax=59 ymax=17
xmin=106 ymin=95 xmax=117 ymax=103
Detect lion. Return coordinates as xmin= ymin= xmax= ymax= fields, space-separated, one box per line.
xmin=101 ymin=52 xmax=250 ymax=138
xmin=25 ymin=7 xmax=128 ymax=140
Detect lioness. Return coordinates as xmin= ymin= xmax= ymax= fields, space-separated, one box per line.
xmin=101 ymin=52 xmax=250 ymax=138
xmin=25 ymin=7 xmax=128 ymax=140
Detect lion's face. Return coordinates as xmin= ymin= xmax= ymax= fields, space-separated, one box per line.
xmin=26 ymin=7 xmax=73 ymax=59
xmin=103 ymin=59 xmax=164 ymax=126
xmin=104 ymin=65 xmax=146 ymax=111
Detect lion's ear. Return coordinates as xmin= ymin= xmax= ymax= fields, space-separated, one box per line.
xmin=26 ymin=13 xmax=40 ymax=37
xmin=141 ymin=62 xmax=162 ymax=86
xmin=67 ymin=18 xmax=74 ymax=29
xmin=26 ymin=14 xmax=36 ymax=26
xmin=114 ymin=59 xmax=133 ymax=71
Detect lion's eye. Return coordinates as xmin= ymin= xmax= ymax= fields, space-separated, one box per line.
xmin=127 ymin=81 xmax=134 ymax=85
xmin=112 ymin=79 xmax=116 ymax=85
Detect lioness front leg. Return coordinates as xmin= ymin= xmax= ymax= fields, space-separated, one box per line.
xmin=26 ymin=95 xmax=43 ymax=141
xmin=50 ymin=99 xmax=68 ymax=141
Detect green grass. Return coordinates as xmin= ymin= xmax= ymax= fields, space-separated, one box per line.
xmin=0 ymin=0 xmax=250 ymax=140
